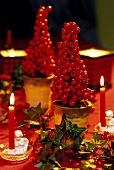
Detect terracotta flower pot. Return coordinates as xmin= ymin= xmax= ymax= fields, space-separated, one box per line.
xmin=23 ymin=75 xmax=52 ymax=109
xmin=53 ymin=101 xmax=92 ymax=128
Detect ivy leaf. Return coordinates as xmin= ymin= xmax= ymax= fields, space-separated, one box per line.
xmin=35 ymin=159 xmax=61 ymax=170
xmin=35 ymin=161 xmax=43 ymax=168
xmin=60 ymin=142 xmax=69 ymax=149
xmin=48 ymin=159 xmax=61 ymax=169
xmin=75 ymin=136 xmax=83 ymax=149
xmin=52 ymin=131 xmax=65 ymax=145
xmin=58 ymin=114 xmax=66 ymax=131
xmin=18 ymin=121 xmax=30 ymax=128
xmin=85 ymin=139 xmax=107 ymax=151
xmin=52 ymin=133 xmax=69 ymax=149
xmin=101 ymin=147 xmax=112 ymax=157
xmin=23 ymin=103 xmax=46 ymax=121
xmin=48 ymin=147 xmax=62 ymax=163
xmin=39 ymin=142 xmax=52 ymax=161
xmin=38 ymin=162 xmax=49 ymax=170
xmin=39 ymin=130 xmax=49 ymax=140
xmin=67 ymin=120 xmax=86 ymax=138
xmin=18 ymin=120 xmax=40 ymax=129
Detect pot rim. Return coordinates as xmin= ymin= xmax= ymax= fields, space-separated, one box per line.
xmin=53 ymin=100 xmax=92 ymax=110
xmin=23 ymin=73 xmax=54 ymax=80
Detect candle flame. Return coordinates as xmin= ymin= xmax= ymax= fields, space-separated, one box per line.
xmin=8 ymin=48 xmax=15 ymax=57
xmin=0 ymin=50 xmax=27 ymax=57
xmin=89 ymin=48 xmax=95 ymax=57
xmin=100 ymin=76 xmax=104 ymax=86
xmin=10 ymin=93 xmax=15 ymax=105
xmin=80 ymin=48 xmax=113 ymax=58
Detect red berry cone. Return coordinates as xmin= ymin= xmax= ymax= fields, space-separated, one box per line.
xmin=22 ymin=6 xmax=55 ymax=78
xmin=51 ymin=22 xmax=95 ymax=107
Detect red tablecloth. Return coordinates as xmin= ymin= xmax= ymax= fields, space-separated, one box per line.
xmin=0 ymin=38 xmax=114 ymax=169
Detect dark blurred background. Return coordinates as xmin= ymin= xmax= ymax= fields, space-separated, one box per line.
xmin=0 ymin=0 xmax=35 ymax=40
xmin=29 ymin=0 xmax=99 ymax=44
xmin=0 ymin=0 xmax=114 ymax=49
xmin=0 ymin=0 xmax=99 ymax=43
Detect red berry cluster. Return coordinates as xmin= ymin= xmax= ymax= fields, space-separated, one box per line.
xmin=22 ymin=6 xmax=55 ymax=78
xmin=0 ymin=74 xmax=12 ymax=92
xmin=99 ymin=131 xmax=114 ymax=141
xmin=51 ymin=22 xmax=95 ymax=107
xmin=0 ymin=74 xmax=11 ymax=81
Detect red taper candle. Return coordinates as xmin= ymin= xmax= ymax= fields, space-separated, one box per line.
xmin=6 ymin=29 xmax=12 ymax=46
xmin=9 ymin=93 xmax=15 ymax=149
xmin=100 ymin=76 xmax=106 ymax=127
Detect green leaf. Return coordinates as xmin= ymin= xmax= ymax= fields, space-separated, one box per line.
xmin=18 ymin=120 xmax=40 ymax=128
xmin=102 ymin=147 xmax=112 ymax=156
xmin=67 ymin=120 xmax=86 ymax=139
xmin=75 ymin=136 xmax=83 ymax=149
xmin=39 ymin=142 xmax=52 ymax=161
xmin=18 ymin=121 xmax=30 ymax=128
xmin=40 ymin=130 xmax=49 ymax=140
xmin=52 ymin=131 xmax=65 ymax=145
xmin=23 ymin=103 xmax=46 ymax=121
xmin=49 ymin=159 xmax=61 ymax=168
xmin=35 ymin=161 xmax=43 ymax=168
xmin=60 ymin=142 xmax=69 ymax=149
xmin=48 ymin=147 xmax=62 ymax=162
xmin=85 ymin=139 xmax=107 ymax=151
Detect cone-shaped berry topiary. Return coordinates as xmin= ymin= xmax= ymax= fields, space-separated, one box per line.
xmin=51 ymin=22 xmax=95 ymax=107
xmin=22 ymin=6 xmax=55 ymax=78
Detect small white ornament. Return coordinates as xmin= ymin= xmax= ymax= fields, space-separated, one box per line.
xmin=106 ymin=110 xmax=113 ymax=118
xmin=8 ymin=130 xmax=29 ymax=155
xmin=14 ymin=130 xmax=29 ymax=154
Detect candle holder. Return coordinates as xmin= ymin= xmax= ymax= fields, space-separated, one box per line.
xmin=0 ymin=130 xmax=33 ymax=162
xmin=0 ymin=49 xmax=26 ymax=74
xmin=95 ymin=110 xmax=114 ymax=134
xmin=95 ymin=123 xmax=107 ymax=133
xmin=0 ymin=143 xmax=33 ymax=162
xmin=80 ymin=48 xmax=114 ymax=91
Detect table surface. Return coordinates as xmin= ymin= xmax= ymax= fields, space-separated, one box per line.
xmin=0 ymin=38 xmax=114 ymax=169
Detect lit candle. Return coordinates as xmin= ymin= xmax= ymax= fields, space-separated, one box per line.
xmin=80 ymin=48 xmax=113 ymax=58
xmin=9 ymin=93 xmax=15 ymax=149
xmin=0 ymin=49 xmax=27 ymax=57
xmin=100 ymin=76 xmax=106 ymax=127
xmin=8 ymin=48 xmax=15 ymax=57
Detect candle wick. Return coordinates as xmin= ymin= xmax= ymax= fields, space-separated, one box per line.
xmin=9 ymin=104 xmax=14 ymax=106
